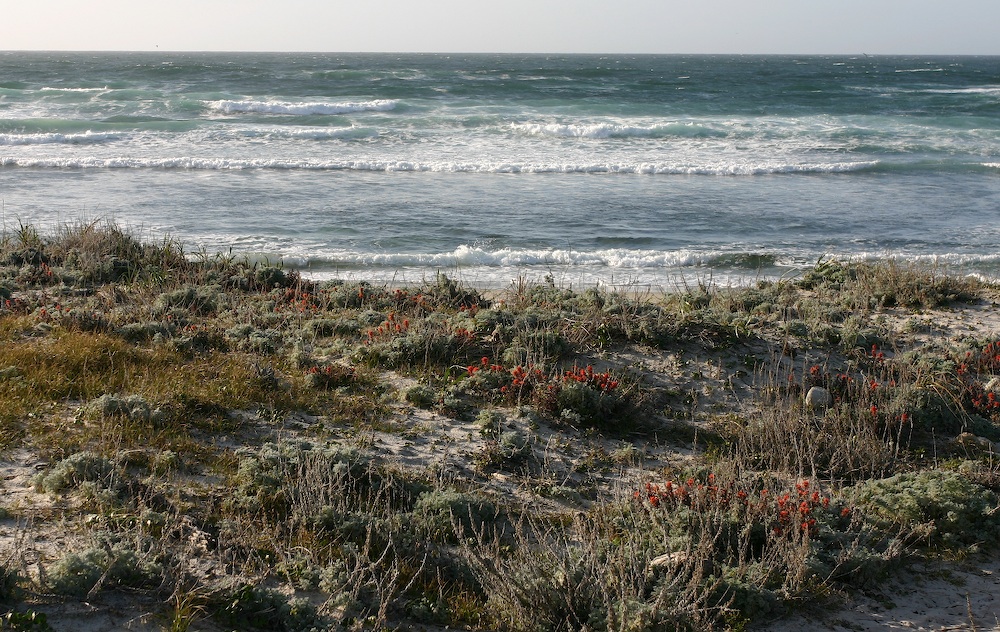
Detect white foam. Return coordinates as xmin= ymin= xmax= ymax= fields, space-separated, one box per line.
xmin=206 ymin=99 xmax=397 ymax=116
xmin=0 ymin=131 xmax=123 ymax=146
xmin=38 ymin=86 xmax=109 ymax=92
xmin=809 ymin=251 xmax=1000 ymax=269
xmin=921 ymin=86 xmax=1000 ymax=96
xmin=275 ymin=245 xmax=774 ymax=270
xmin=306 ymin=266 xmax=770 ymax=292
xmin=214 ymin=245 xmax=798 ymax=291
xmin=0 ymin=156 xmax=879 ymax=175
xmin=228 ymin=127 xmax=379 ymax=141
xmin=190 ymin=243 xmax=1000 ymax=286
xmin=510 ymin=122 xmax=723 ymax=139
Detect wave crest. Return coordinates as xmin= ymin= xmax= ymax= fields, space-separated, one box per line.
xmin=206 ymin=99 xmax=397 ymax=116
xmin=299 ymin=246 xmax=787 ymax=270
xmin=0 ymin=131 xmax=123 ymax=146
xmin=511 ymin=122 xmax=726 ymax=139
xmin=0 ymin=157 xmax=878 ymax=175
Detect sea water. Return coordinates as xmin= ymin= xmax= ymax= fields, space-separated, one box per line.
xmin=1 ymin=52 xmax=998 ymax=289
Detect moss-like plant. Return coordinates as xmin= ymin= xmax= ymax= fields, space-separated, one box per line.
xmin=211 ymin=584 xmax=322 ymax=632
xmin=404 ymin=384 xmax=437 ymax=408
xmin=35 ymin=452 xmax=118 ymax=493
xmin=411 ymin=489 xmax=499 ymax=543
xmin=155 ymin=285 xmax=224 ymax=316
xmin=852 ymin=468 xmax=1000 ymax=548
xmin=47 ymin=542 xmax=162 ymax=597
xmin=84 ymin=394 xmax=154 ymax=423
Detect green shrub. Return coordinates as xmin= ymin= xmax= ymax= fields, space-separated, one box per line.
xmin=47 ymin=542 xmax=162 ymax=597
xmin=229 ymin=442 xmax=374 ymax=516
xmin=3 ymin=247 xmax=47 ymax=267
xmin=313 ymin=508 xmax=393 ymax=546
xmin=419 ymin=273 xmax=488 ymax=310
xmin=303 ymin=317 xmax=358 ymax=338
xmin=84 ymin=394 xmax=153 ymax=423
xmin=476 ymin=409 xmax=505 ymax=439
xmin=0 ymin=610 xmax=52 ymax=632
xmin=35 ymin=452 xmax=117 ymax=493
xmin=251 ymin=265 xmax=290 ymax=290
xmin=412 ymin=489 xmax=498 ymax=543
xmin=154 ymin=285 xmax=223 ymax=316
xmin=476 ymin=431 xmax=531 ymax=471
xmin=304 ymin=363 xmax=355 ymax=390
xmin=354 ymin=329 xmax=467 ymax=369
xmin=551 ymin=380 xmax=629 ymax=430
xmin=320 ymin=281 xmax=374 ymax=309
xmin=212 ymin=584 xmax=321 ymax=632
xmin=404 ymin=384 xmax=437 ymax=408
xmin=852 ymin=468 xmax=1000 ymax=548
xmin=224 ymin=324 xmax=284 ymax=354
xmin=0 ymin=563 xmax=19 ymax=603
xmin=510 ymin=330 xmax=569 ymax=364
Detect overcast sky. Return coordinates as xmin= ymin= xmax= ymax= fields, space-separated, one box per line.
xmin=6 ymin=0 xmax=999 ymax=55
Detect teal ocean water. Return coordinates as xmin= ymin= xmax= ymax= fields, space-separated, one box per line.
xmin=1 ymin=52 xmax=999 ymax=287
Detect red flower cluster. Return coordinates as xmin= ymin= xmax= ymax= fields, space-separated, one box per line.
xmin=972 ymin=390 xmax=1000 ymax=415
xmin=971 ymin=341 xmax=1000 ymax=373
xmin=305 ymin=363 xmax=354 ymax=388
xmin=464 ymin=358 xmax=621 ymax=408
xmin=636 ymin=476 xmax=846 ymax=540
xmin=497 ymin=364 xmax=547 ymax=395
xmin=2 ymin=298 xmax=29 ymax=313
xmin=562 ymin=365 xmax=619 ymax=392
xmin=771 ymin=480 xmax=831 ymax=537
xmin=512 ymin=364 xmax=545 ymax=387
xmin=953 ymin=341 xmax=1000 ymax=419
xmin=274 ymin=288 xmax=322 ymax=313
xmin=467 ymin=356 xmax=506 ymax=377
xmin=453 ymin=327 xmax=476 ymax=343
xmin=869 ymin=344 xmax=886 ymax=363
xmin=365 ymin=311 xmax=411 ymax=344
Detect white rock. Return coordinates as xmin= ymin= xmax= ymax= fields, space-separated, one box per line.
xmin=805 ymin=386 xmax=832 ymax=409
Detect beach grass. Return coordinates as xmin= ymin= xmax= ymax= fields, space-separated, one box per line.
xmin=1 ymin=222 xmax=999 ymax=631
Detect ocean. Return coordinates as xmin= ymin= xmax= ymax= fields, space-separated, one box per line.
xmin=1 ymin=52 xmax=998 ymax=289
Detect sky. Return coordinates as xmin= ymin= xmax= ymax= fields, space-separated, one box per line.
xmin=5 ymin=0 xmax=999 ymax=55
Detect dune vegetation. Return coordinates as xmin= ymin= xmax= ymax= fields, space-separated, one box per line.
xmin=1 ymin=221 xmax=999 ymax=631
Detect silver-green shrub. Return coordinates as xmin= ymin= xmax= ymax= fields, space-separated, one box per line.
xmin=852 ymin=468 xmax=1000 ymax=548
xmin=154 ymin=285 xmax=223 ymax=316
xmin=411 ymin=489 xmax=498 ymax=543
xmin=84 ymin=394 xmax=152 ymax=423
xmin=35 ymin=452 xmax=117 ymax=493
xmin=47 ymin=541 xmax=162 ymax=597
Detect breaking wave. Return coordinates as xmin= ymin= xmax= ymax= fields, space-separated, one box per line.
xmin=286 ymin=246 xmax=793 ymax=270
xmin=0 ymin=156 xmax=879 ymax=175
xmin=206 ymin=99 xmax=398 ymax=116
xmin=510 ymin=122 xmax=727 ymax=139
xmin=0 ymin=131 xmax=124 ymax=146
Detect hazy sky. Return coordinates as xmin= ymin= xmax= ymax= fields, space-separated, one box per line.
xmin=6 ymin=0 xmax=999 ymax=54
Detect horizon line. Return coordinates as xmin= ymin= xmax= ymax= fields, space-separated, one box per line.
xmin=2 ymin=49 xmax=999 ymax=57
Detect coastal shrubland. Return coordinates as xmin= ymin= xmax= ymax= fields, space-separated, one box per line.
xmin=1 ymin=222 xmax=1000 ymax=630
